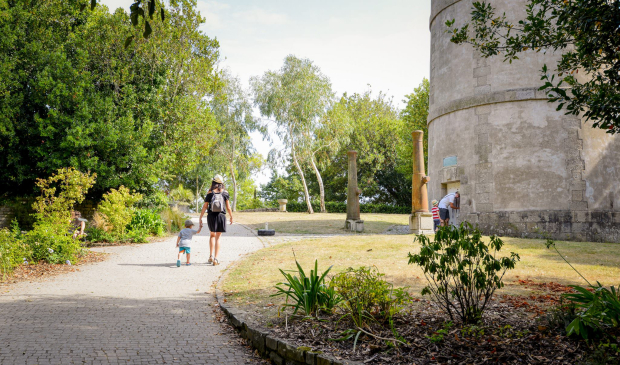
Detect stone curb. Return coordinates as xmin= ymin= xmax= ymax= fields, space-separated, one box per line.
xmin=215 ymin=225 xmax=363 ymax=365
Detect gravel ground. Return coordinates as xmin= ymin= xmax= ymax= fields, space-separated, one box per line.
xmin=0 ymin=220 xmax=266 ymax=365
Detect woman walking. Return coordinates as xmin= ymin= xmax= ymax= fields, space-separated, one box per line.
xmin=199 ymin=174 xmax=233 ymax=266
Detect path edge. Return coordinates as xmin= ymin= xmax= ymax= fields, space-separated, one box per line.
xmin=215 ymin=224 xmax=362 ymax=365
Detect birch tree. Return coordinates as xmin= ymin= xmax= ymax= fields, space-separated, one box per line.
xmin=250 ymin=55 xmax=332 ymax=214
xmin=211 ymin=70 xmax=263 ymax=211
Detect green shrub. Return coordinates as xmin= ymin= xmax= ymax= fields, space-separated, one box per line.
xmin=85 ymin=227 xmax=116 ymax=243
xmin=126 ymin=228 xmax=148 ymax=243
xmin=408 ymin=223 xmax=520 ymax=324
xmin=272 ymin=260 xmax=338 ymax=317
xmin=23 ymin=168 xmax=95 ymax=264
xmin=546 ymin=240 xmax=620 ymax=340
xmin=0 ymin=225 xmax=28 ymax=279
xmin=98 ymin=186 xmax=143 ymax=236
xmin=331 ymin=266 xmax=410 ymax=328
xmin=285 ymin=201 xmax=409 ymax=214
xmin=161 ymin=207 xmax=186 ymax=233
xmin=130 ymin=209 xmax=165 ymax=236
xmin=24 ymin=222 xmax=82 ymax=264
xmin=136 ymin=191 xmax=169 ymax=212
xmin=32 ymin=167 xmax=96 ymax=226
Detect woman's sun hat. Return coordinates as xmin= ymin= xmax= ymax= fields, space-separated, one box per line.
xmin=213 ymin=174 xmax=224 ymax=184
xmin=431 ymin=199 xmax=438 ymax=206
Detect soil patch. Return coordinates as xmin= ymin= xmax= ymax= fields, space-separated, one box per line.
xmin=226 ymin=280 xmax=618 ymax=364
xmin=0 ymin=251 xmax=108 ymax=291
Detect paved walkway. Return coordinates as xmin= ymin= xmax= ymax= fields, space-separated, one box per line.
xmin=0 ymin=221 xmax=265 ymax=365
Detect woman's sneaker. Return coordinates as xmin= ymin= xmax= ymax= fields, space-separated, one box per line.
xmin=176 ymin=260 xmax=181 ymax=267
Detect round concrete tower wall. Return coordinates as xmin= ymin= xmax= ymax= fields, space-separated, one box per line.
xmin=428 ymin=0 xmax=620 ymax=242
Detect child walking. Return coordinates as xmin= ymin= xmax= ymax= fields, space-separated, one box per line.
xmin=176 ymin=219 xmax=201 ymax=267
xmin=431 ymin=200 xmax=440 ymax=232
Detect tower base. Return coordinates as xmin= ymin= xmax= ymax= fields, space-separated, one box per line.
xmin=409 ymin=212 xmax=434 ymax=234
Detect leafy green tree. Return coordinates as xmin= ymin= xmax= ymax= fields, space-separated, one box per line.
xmin=251 ymin=55 xmax=333 ymax=214
xmin=211 ymin=70 xmax=265 ymax=211
xmin=299 ymin=98 xmax=352 ymax=212
xmin=399 ymin=78 xmax=430 ymax=178
xmin=322 ymin=90 xmax=409 ymax=205
xmin=447 ymin=0 xmax=620 ymax=133
xmin=0 ymin=0 xmax=220 ymax=198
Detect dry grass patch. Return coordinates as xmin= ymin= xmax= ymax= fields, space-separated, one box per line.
xmin=223 ymin=234 xmax=620 ymax=316
xmin=235 ymin=212 xmax=409 ymax=234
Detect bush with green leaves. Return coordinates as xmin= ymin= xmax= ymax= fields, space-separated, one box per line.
xmin=0 ymin=222 xmax=28 ymax=279
xmin=331 ymin=266 xmax=411 ymax=328
xmin=130 ymin=209 xmax=166 ymax=236
xmin=272 ymin=260 xmax=339 ymax=317
xmin=98 ymin=186 xmax=143 ymax=236
xmin=546 ymin=240 xmax=620 ymax=339
xmin=160 ymin=207 xmax=187 ymax=233
xmin=408 ymin=223 xmax=520 ymax=324
xmin=24 ymin=222 xmax=82 ymax=264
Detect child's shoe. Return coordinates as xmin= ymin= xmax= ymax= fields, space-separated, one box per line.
xmin=213 ymin=258 xmax=220 ymax=266
xmin=176 ymin=260 xmax=181 ymax=267
xmin=207 ymin=256 xmax=213 ymax=264
xmin=186 ymin=263 xmax=191 ymax=266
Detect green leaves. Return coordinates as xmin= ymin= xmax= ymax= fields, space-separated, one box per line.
xmin=272 ymin=259 xmax=337 ymax=317
xmin=447 ymin=0 xmax=620 ymax=134
xmin=409 ymin=223 xmax=520 ymax=324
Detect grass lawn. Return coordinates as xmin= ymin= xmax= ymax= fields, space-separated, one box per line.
xmin=223 ymin=233 xmax=620 ymax=312
xmin=235 ymin=212 xmax=409 ymax=234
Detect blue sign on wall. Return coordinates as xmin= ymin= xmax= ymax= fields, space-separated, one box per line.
xmin=443 ymin=156 xmax=457 ymax=167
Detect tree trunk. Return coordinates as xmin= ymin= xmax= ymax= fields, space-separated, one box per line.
xmin=310 ymin=156 xmax=326 ymax=213
xmin=291 ymin=136 xmax=314 ymax=214
xmin=229 ymin=162 xmax=238 ymax=212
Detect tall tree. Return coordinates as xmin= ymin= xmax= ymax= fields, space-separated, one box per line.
xmin=321 ymin=90 xmax=408 ymax=205
xmin=447 ymin=0 xmax=620 ymax=133
xmin=250 ymin=55 xmax=333 ymax=214
xmin=0 ymin=0 xmax=220 ymax=198
xmin=399 ymin=78 xmax=430 ymax=178
xmin=211 ymin=70 xmax=264 ymax=211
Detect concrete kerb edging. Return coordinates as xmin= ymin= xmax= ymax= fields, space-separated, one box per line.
xmin=215 ymin=224 xmax=363 ymax=365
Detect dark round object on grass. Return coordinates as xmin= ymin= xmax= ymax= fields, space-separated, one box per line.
xmin=257 ymin=229 xmax=275 ymax=236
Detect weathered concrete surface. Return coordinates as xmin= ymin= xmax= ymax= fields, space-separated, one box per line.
xmin=346 ymin=151 xmax=361 ymax=221
xmin=428 ymin=0 xmax=620 ymax=242
xmin=411 ymin=131 xmax=430 ymax=213
xmin=0 ymin=221 xmax=264 ymax=364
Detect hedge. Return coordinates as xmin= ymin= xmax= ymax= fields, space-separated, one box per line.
xmin=285 ymin=201 xmax=410 ymax=214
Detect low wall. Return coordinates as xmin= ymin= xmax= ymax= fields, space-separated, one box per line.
xmin=239 ymin=208 xmax=279 ymax=213
xmin=462 ymin=210 xmax=620 ymax=243
xmin=0 ymin=200 xmax=97 ymax=229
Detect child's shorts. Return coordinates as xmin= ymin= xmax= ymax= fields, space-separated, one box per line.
xmin=179 ymin=247 xmax=191 ymax=254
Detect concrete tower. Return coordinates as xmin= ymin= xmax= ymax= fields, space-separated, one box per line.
xmin=428 ymin=0 xmax=620 ymax=242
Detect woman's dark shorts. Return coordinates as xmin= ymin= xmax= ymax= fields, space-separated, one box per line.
xmin=439 ymin=208 xmax=450 ymax=220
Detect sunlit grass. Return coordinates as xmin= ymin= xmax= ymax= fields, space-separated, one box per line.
xmin=223 ymin=233 xmax=620 ymax=311
xmin=236 ymin=212 xmax=409 ymax=234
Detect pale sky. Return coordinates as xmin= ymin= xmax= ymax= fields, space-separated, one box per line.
xmin=99 ymin=0 xmax=431 ymax=184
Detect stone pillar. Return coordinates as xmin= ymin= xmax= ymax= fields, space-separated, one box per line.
xmin=277 ymin=199 xmax=288 ymax=212
xmin=410 ymin=131 xmax=434 ymax=234
xmin=345 ymin=151 xmax=364 ymax=232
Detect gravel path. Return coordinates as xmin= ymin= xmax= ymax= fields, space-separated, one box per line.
xmin=0 ymin=221 xmax=265 ymax=365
